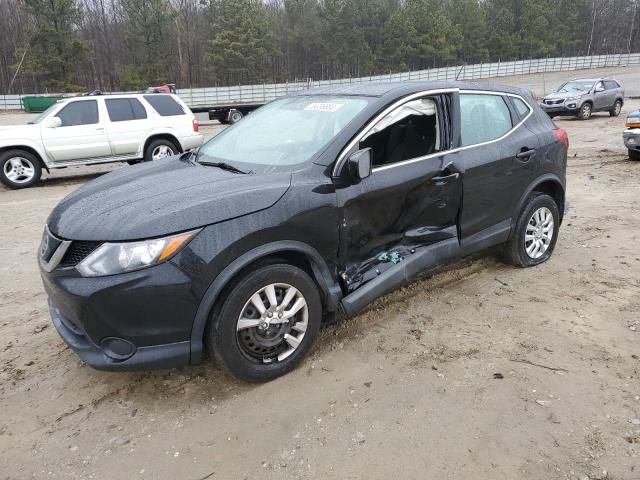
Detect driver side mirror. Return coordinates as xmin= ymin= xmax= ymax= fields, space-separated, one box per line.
xmin=348 ymin=148 xmax=372 ymax=181
xmin=44 ymin=117 xmax=62 ymax=128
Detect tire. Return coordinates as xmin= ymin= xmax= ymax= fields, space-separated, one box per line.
xmin=501 ymin=193 xmax=560 ymax=268
xmin=578 ymin=103 xmax=592 ymax=120
xmin=610 ymin=99 xmax=622 ymax=117
xmin=143 ymin=139 xmax=178 ymax=162
xmin=0 ymin=149 xmax=42 ymax=189
xmin=630 ymin=149 xmax=640 ymax=161
xmin=206 ymin=263 xmax=322 ymax=382
xmin=229 ymin=110 xmax=243 ymax=124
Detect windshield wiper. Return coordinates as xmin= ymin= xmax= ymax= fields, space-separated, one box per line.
xmin=198 ymin=160 xmax=253 ymax=175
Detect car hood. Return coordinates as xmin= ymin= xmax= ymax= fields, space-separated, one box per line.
xmin=48 ymin=157 xmax=292 ymax=241
xmin=544 ymin=90 xmax=589 ymax=100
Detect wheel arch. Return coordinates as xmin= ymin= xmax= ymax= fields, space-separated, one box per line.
xmin=189 ymin=241 xmax=342 ymax=364
xmin=0 ymin=145 xmax=49 ymax=172
xmin=510 ymin=175 xmax=566 ymax=236
xmin=142 ymin=133 xmax=183 ymax=156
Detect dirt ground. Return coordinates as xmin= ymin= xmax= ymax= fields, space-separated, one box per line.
xmin=1 ymin=72 xmax=639 ymax=480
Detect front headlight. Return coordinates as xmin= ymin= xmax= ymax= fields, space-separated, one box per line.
xmin=626 ymin=117 xmax=640 ymax=128
xmin=567 ymin=95 xmax=582 ymax=101
xmin=77 ymin=230 xmax=199 ymax=277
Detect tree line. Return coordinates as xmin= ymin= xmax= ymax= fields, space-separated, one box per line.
xmin=1 ymin=0 xmax=639 ymax=94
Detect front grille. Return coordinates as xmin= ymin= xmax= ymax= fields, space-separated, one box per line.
xmin=545 ymin=99 xmax=564 ymax=105
xmin=59 ymin=241 xmax=102 ymax=268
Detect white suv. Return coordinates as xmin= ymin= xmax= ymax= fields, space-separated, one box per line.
xmin=0 ymin=93 xmax=203 ymax=189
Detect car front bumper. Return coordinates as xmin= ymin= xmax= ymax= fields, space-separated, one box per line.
xmin=623 ymin=129 xmax=640 ymax=151
xmin=40 ymin=260 xmax=199 ymax=371
xmin=540 ymin=102 xmax=580 ymax=116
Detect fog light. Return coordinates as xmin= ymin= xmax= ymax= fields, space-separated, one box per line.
xmin=101 ymin=337 xmax=136 ymax=361
xmin=568 ymin=103 xmax=576 ymax=108
xmin=628 ymin=138 xmax=636 ymax=145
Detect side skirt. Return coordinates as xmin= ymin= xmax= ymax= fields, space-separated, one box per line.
xmin=340 ymin=219 xmax=511 ymax=318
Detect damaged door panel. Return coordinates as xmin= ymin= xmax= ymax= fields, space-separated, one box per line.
xmin=335 ymin=93 xmax=463 ymax=294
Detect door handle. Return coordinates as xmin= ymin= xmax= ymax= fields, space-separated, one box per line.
xmin=516 ymin=148 xmax=536 ymax=161
xmin=96 ymin=127 xmax=105 ymax=131
xmin=431 ymin=172 xmax=460 ymax=184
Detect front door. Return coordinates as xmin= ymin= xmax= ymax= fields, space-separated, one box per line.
xmin=592 ymin=81 xmax=611 ymax=110
xmin=335 ymin=94 xmax=462 ymax=285
xmin=41 ymin=99 xmax=112 ymax=162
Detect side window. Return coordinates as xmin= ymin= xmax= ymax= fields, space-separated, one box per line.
xmin=604 ymin=80 xmax=619 ymax=90
xmin=360 ymin=97 xmax=440 ymax=168
xmin=106 ymin=98 xmax=148 ymax=122
xmin=511 ymin=97 xmax=531 ymax=120
xmin=460 ymin=94 xmax=513 ymax=147
xmin=143 ymin=95 xmax=184 ymax=116
xmin=595 ymin=81 xmax=604 ymax=91
xmin=57 ymin=100 xmax=99 ymax=127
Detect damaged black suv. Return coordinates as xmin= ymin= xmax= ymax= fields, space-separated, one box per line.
xmin=39 ymin=82 xmax=568 ymax=382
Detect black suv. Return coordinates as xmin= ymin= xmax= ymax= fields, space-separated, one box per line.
xmin=39 ymin=82 xmax=568 ymax=382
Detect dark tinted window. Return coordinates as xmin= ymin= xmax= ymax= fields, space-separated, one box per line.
xmin=604 ymin=80 xmax=619 ymax=90
xmin=360 ymin=98 xmax=440 ymax=168
xmin=143 ymin=95 xmax=184 ymax=116
xmin=57 ymin=100 xmax=99 ymax=126
xmin=106 ymin=98 xmax=147 ymax=122
xmin=511 ymin=97 xmax=531 ymax=119
xmin=460 ymin=94 xmax=513 ymax=147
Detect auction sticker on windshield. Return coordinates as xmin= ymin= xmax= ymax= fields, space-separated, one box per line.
xmin=304 ymin=102 xmax=344 ymax=113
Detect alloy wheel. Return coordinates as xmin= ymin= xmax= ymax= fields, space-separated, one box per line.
xmin=152 ymin=145 xmax=175 ymax=160
xmin=236 ymin=283 xmax=309 ymax=364
xmin=524 ymin=207 xmax=554 ymax=259
xmin=4 ymin=157 xmax=35 ymax=184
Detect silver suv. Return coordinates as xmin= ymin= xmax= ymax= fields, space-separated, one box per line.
xmin=541 ymin=78 xmax=625 ymax=120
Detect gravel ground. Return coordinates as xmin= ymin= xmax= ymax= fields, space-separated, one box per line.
xmin=0 ymin=73 xmax=639 ymax=480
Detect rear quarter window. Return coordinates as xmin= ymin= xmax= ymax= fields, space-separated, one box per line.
xmin=511 ymin=97 xmax=532 ymax=120
xmin=143 ymin=95 xmax=185 ymax=116
xmin=460 ymin=94 xmax=513 ymax=147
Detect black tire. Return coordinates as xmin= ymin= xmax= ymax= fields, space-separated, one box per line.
xmin=143 ymin=139 xmax=178 ymax=162
xmin=610 ymin=99 xmax=622 ymax=117
xmin=0 ymin=149 xmax=42 ymax=189
xmin=206 ymin=264 xmax=322 ymax=382
xmin=127 ymin=159 xmax=143 ymax=166
xmin=630 ymin=149 xmax=640 ymax=161
xmin=578 ymin=102 xmax=592 ymax=120
xmin=501 ymin=193 xmax=560 ymax=268
xmin=229 ymin=110 xmax=243 ymax=124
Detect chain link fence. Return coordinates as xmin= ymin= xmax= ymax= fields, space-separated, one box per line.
xmin=3 ymin=53 xmax=640 ymax=111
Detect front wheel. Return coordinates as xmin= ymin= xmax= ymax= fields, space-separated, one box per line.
xmin=610 ymin=100 xmax=622 ymax=117
xmin=630 ymin=149 xmax=640 ymax=161
xmin=501 ymin=193 xmax=560 ymax=268
xmin=0 ymin=150 xmax=42 ymax=189
xmin=578 ymin=103 xmax=592 ymax=120
xmin=206 ymin=264 xmax=322 ymax=382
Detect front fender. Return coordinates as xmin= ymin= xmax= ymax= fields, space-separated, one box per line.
xmin=188 ymin=240 xmax=341 ymax=364
xmin=0 ymin=138 xmax=51 ymax=168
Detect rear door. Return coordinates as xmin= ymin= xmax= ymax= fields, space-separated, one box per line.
xmin=41 ymin=99 xmax=112 ymax=162
xmin=456 ymin=92 xmax=540 ymax=241
xmin=105 ymin=97 xmax=151 ymax=156
xmin=336 ymin=93 xmax=462 ymax=275
xmin=593 ymin=81 xmax=611 ymax=110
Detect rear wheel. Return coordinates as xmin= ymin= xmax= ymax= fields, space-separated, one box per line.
xmin=0 ymin=149 xmax=42 ymax=189
xmin=229 ymin=110 xmax=244 ymax=124
xmin=578 ymin=103 xmax=592 ymax=120
xmin=206 ymin=264 xmax=322 ymax=382
xmin=630 ymin=149 xmax=640 ymax=161
xmin=610 ymin=99 xmax=622 ymax=117
xmin=143 ymin=139 xmax=178 ymax=162
xmin=501 ymin=193 xmax=560 ymax=268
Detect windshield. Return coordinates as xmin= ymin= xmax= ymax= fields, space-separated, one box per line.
xmin=29 ymin=102 xmax=62 ymax=124
xmin=199 ymin=96 xmax=370 ymax=168
xmin=558 ymin=81 xmax=594 ymax=93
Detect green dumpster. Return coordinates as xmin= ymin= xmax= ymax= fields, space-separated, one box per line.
xmin=22 ymin=96 xmax=64 ymax=113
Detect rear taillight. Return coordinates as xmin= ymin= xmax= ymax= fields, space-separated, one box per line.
xmin=192 ymin=119 xmax=200 ymax=133
xmin=554 ymin=128 xmax=569 ymax=149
